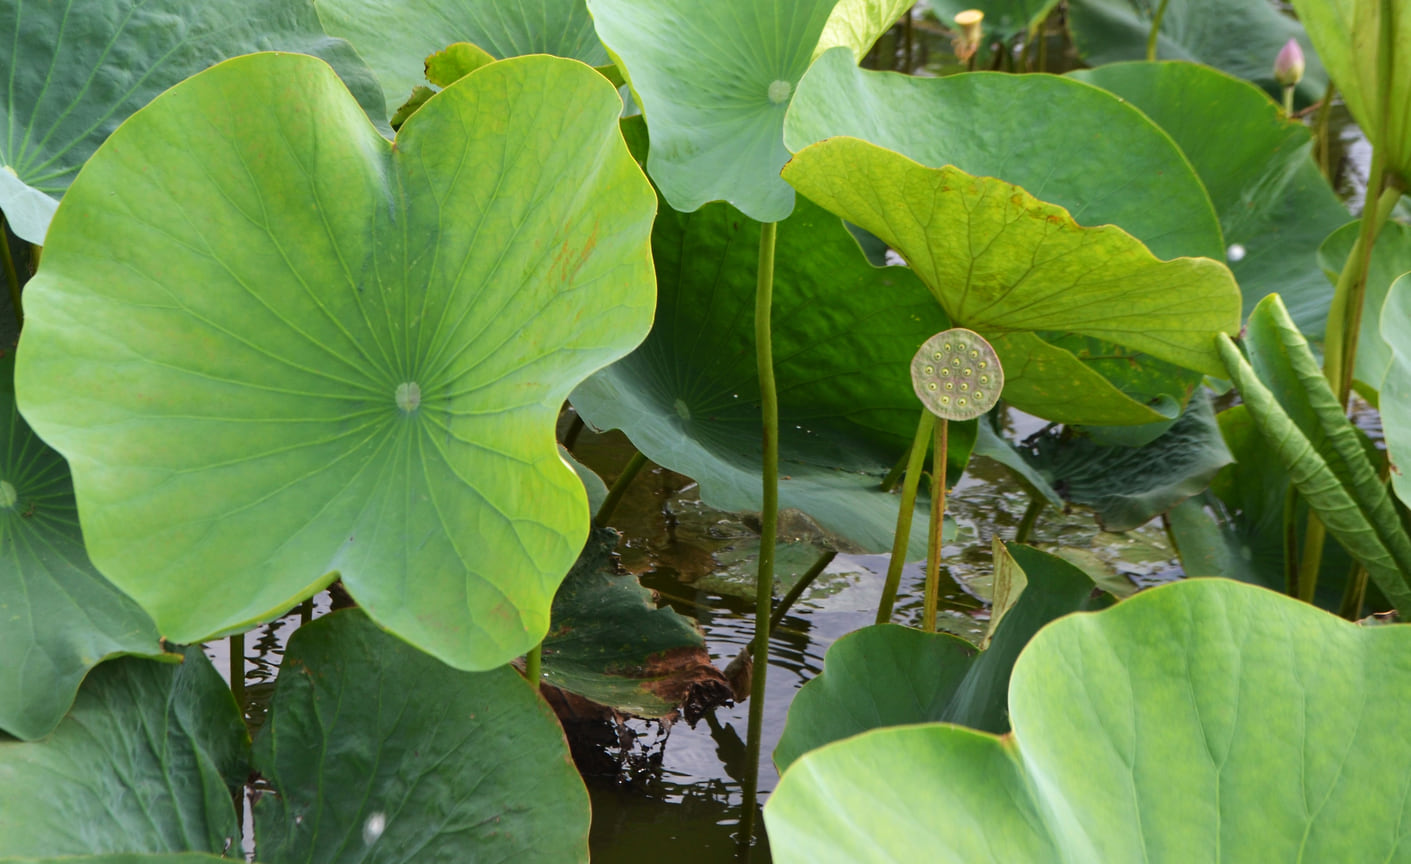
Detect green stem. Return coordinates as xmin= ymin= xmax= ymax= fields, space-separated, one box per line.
xmin=1324 ymin=174 xmax=1401 ymax=406
xmin=1298 ymin=512 xmax=1327 ymax=604
xmin=562 ymin=414 xmax=586 ymax=451
xmin=1314 ymin=82 xmax=1336 ymax=181
xmin=1339 ymin=564 xmax=1368 ymax=620
xmin=876 ymin=410 xmax=936 ymax=624
xmin=1037 ymin=18 xmax=1048 ymax=73
xmin=880 ymin=445 xmax=909 ymax=492
xmin=903 ymin=7 xmax=913 ymax=73
xmin=740 ymin=220 xmax=779 ymax=844
xmin=1014 ymin=491 xmax=1045 ymax=544
xmin=922 ymin=418 xmax=948 ymax=633
xmin=0 ymin=215 xmax=22 ymax=329
xmin=1282 ymin=85 xmax=1295 ymax=118
xmin=525 ymin=642 xmax=542 ymax=687
xmin=593 ymin=449 xmax=648 ymax=527
xmin=229 ymin=632 xmax=245 ymax=712
xmin=770 ymin=548 xmax=838 ymax=631
xmin=1145 ymin=0 xmax=1170 ymax=62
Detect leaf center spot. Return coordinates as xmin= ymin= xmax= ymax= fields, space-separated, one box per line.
xmin=767 ymin=79 xmax=792 ymax=104
xmin=0 ymin=480 xmax=14 ymax=509
xmin=395 ymin=382 xmax=422 ymax=414
xmin=674 ymin=398 xmax=691 ymax=421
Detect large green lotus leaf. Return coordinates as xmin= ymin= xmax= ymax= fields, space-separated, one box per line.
xmin=1020 ymin=391 xmax=1233 ymax=531
xmin=0 ymin=857 xmax=235 ymax=864
xmin=1071 ymin=61 xmax=1348 ymax=336
xmin=766 ymin=578 xmax=1411 ymax=862
xmin=1320 ymin=221 xmax=1411 ymax=398
xmin=1290 ymin=0 xmax=1411 ymax=181
xmin=14 ymin=53 xmax=657 ymax=670
xmin=0 ymin=354 xmax=170 ymax=741
xmin=542 ymin=527 xmax=730 ymax=718
xmin=315 ymin=0 xmax=607 ymax=117
xmin=785 ymin=49 xmax=1223 ymax=262
xmin=587 ymin=0 xmax=905 ymax=222
xmin=572 ymin=191 xmax=971 ymax=556
xmin=774 ymin=543 xmax=1107 ymax=772
xmin=0 ymin=649 xmax=247 ymax=857
xmin=1067 ymin=0 xmax=1328 ymax=105
xmin=252 ymin=609 xmax=589 ymax=863
xmin=1379 ymin=273 xmax=1411 ymax=509
xmin=0 ymin=0 xmax=386 ymax=244
xmin=782 ymin=138 xmax=1241 ymax=425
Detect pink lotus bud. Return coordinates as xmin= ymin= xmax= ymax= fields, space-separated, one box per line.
xmin=1274 ymin=38 xmax=1304 ymax=88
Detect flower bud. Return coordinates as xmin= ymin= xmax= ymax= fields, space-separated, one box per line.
xmin=1274 ymin=38 xmax=1304 ymax=88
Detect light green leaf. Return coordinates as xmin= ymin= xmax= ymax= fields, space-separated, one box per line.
xmin=1378 ymin=272 xmax=1411 ymax=509
xmin=782 ymin=137 xmax=1241 ymax=424
xmin=1289 ymin=0 xmax=1411 ymax=180
xmin=1071 ymin=61 xmax=1349 ymax=335
xmin=543 ymin=527 xmax=730 ymax=718
xmin=785 ymin=48 xmax=1223 ymax=261
xmin=316 ymin=0 xmax=607 ymax=115
xmin=572 ymin=189 xmax=972 ymax=556
xmin=1319 ymin=221 xmax=1411 ymax=398
xmin=816 ymin=0 xmax=914 ymax=60
xmin=0 ymin=650 xmax=247 ymax=857
xmin=1068 ymin=0 xmax=1328 ymax=105
xmin=0 ymin=0 xmax=386 ymax=244
xmin=0 ymin=354 xmax=168 ymax=741
xmin=425 ymin=41 xmax=498 ymax=86
xmin=774 ymin=543 xmax=1108 ymax=772
xmin=253 ymin=609 xmax=589 ymax=863
xmin=767 ymin=578 xmax=1411 ymax=862
xmin=15 ymin=53 xmax=657 ymax=671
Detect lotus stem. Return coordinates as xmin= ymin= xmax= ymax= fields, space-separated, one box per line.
xmin=1314 ymin=82 xmax=1336 ymax=181
xmin=770 ymin=548 xmax=838 ymax=631
xmin=740 ymin=219 xmax=779 ymax=843
xmin=1145 ymin=0 xmax=1169 ymax=62
xmin=229 ymin=632 xmax=245 ymax=709
xmin=1283 ymin=485 xmax=1300 ymax=598
xmin=880 ymin=445 xmax=909 ymax=492
xmin=594 ymin=449 xmax=648 ymax=527
xmin=0 ymin=215 xmax=21 ymax=328
xmin=876 ymin=410 xmax=935 ymax=623
xmin=1324 ymin=169 xmax=1401 ymax=407
xmin=1282 ymin=86 xmax=1295 ymax=118
xmin=562 ymin=414 xmax=586 ymax=451
xmin=1014 ymin=490 xmax=1045 ymax=544
xmin=922 ymin=418 xmax=948 ymax=633
xmin=525 ymin=642 xmax=542 ymax=688
xmin=1340 ymin=564 xmax=1369 ymax=620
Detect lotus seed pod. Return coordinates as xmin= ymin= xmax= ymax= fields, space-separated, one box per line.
xmin=911 ymin=328 xmax=1003 ymax=421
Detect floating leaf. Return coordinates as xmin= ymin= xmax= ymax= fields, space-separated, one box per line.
xmin=252 ymin=609 xmax=589 ymax=863
xmin=782 ymin=137 xmax=1241 ymax=426
xmin=774 ymin=543 xmax=1107 ymax=772
xmin=0 ymin=0 xmax=386 ymax=243
xmin=0 ymin=650 xmax=247 ymax=857
xmin=767 ymin=579 xmax=1411 ymax=862
xmin=1072 ymin=61 xmax=1349 ymax=335
xmin=911 ymin=329 xmax=1004 ymax=421
xmin=0 ymin=353 xmax=168 ymax=742
xmin=15 ymin=53 xmax=657 ymax=671
xmin=1067 ymin=0 xmax=1327 ymax=105
xmin=316 ymin=0 xmax=607 ymax=115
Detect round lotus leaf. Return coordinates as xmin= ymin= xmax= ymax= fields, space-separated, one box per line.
xmin=911 ymin=329 xmax=1003 ymax=421
xmin=14 ymin=53 xmax=657 ymax=671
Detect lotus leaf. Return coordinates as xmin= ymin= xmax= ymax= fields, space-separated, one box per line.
xmin=315 ymin=0 xmax=607 ymax=115
xmin=781 ymin=137 xmax=1240 ymax=425
xmin=1072 ymin=61 xmax=1349 ymax=335
xmin=0 ymin=0 xmax=386 ymax=243
xmin=15 ymin=53 xmax=657 ymax=670
xmin=572 ymin=190 xmax=971 ymax=557
xmin=253 ymin=609 xmax=590 ymax=863
xmin=587 ymin=0 xmax=905 ymax=222
xmin=766 ymin=578 xmax=1411 ymax=862
xmin=1068 ymin=0 xmax=1327 ymax=105
xmin=774 ymin=543 xmax=1107 ymax=771
xmin=0 ymin=649 xmax=247 ymax=857
xmin=1289 ymin=0 xmax=1411 ymax=181
xmin=1319 ymin=221 xmax=1411 ymax=398
xmin=1378 ymin=272 xmax=1411 ymax=509
xmin=0 ymin=354 xmax=168 ymax=741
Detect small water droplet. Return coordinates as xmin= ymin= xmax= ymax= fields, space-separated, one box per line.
xmin=363 ymin=812 xmax=386 ymax=845
xmin=0 ymin=481 xmax=15 ymax=509
xmin=768 ymin=79 xmax=792 ymax=104
xmin=1227 ymin=243 xmax=1247 ymax=262
xmin=674 ymin=398 xmax=691 ymax=420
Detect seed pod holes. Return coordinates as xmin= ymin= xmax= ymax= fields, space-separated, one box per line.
xmin=910 ymin=328 xmax=1003 ymax=421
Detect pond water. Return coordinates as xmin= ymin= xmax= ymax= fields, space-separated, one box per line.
xmin=207 ymin=408 xmax=1182 ymax=862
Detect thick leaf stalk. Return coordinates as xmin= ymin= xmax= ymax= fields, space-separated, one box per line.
xmin=876 ymin=411 xmax=935 ymax=623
